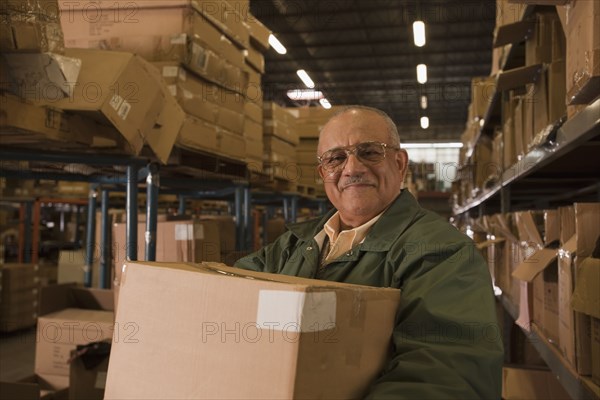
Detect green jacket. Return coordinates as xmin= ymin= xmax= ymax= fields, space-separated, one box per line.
xmin=235 ymin=190 xmax=503 ymax=399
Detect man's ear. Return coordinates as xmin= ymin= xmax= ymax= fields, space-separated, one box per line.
xmin=317 ymin=164 xmax=326 ymax=180
xmin=395 ymin=149 xmax=409 ymax=178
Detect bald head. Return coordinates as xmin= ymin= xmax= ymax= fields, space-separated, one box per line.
xmin=319 ymin=106 xmax=401 ymax=149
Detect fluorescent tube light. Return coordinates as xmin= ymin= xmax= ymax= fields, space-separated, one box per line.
xmin=268 ymin=34 xmax=287 ymax=54
xmin=287 ymin=89 xmax=324 ymax=101
xmin=420 ymin=95 xmax=428 ymax=109
xmin=417 ymin=64 xmax=427 ymax=84
xmin=319 ymin=98 xmax=332 ymax=109
xmin=413 ymin=21 xmax=426 ymax=47
xmin=297 ymin=69 xmax=315 ymax=89
xmin=420 ymin=116 xmax=429 ymax=129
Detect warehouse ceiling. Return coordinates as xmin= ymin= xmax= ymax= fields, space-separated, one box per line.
xmin=251 ymin=0 xmax=497 ymax=142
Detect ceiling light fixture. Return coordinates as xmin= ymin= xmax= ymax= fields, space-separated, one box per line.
xmin=286 ymin=89 xmax=324 ymax=101
xmin=296 ymin=69 xmax=315 ymax=89
xmin=417 ymin=64 xmax=427 ymax=84
xmin=413 ymin=21 xmax=426 ymax=47
xmin=319 ymin=98 xmax=332 ymax=109
xmin=420 ymin=116 xmax=429 ymax=129
xmin=420 ymin=95 xmax=428 ymax=109
xmin=268 ymin=34 xmax=287 ymax=54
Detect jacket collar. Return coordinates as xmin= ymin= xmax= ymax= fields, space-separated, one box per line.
xmin=287 ymin=190 xmax=423 ymax=251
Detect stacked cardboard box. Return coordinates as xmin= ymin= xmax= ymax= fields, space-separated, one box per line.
xmin=287 ymin=106 xmax=345 ymax=194
xmin=105 ymin=261 xmax=401 ymax=399
xmin=242 ymin=10 xmax=270 ymax=171
xmin=263 ymin=103 xmax=299 ymax=181
xmin=0 ymin=264 xmax=39 ymax=332
xmin=56 ymin=0 xmax=272 ymax=164
xmin=112 ymin=218 xmax=222 ymax=304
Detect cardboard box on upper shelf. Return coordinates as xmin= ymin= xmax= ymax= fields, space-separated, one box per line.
xmin=502 ymin=366 xmax=571 ymax=400
xmin=104 ymin=261 xmax=401 ymax=400
xmin=34 ymin=49 xmax=166 ymax=157
xmin=565 ymin=0 xmax=600 ymax=104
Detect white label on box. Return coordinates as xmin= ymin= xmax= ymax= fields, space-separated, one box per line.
xmin=168 ymin=84 xmax=177 ymax=97
xmin=256 ymin=290 xmax=336 ymax=332
xmin=162 ymin=66 xmax=179 ymax=78
xmin=95 ymin=371 xmax=107 ymax=389
xmin=175 ymin=224 xmax=193 ymax=240
xmin=117 ymin=101 xmax=131 ymax=120
xmin=109 ymin=94 xmax=124 ymax=111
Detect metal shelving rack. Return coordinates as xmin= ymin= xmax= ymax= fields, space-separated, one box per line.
xmin=452 ymin=4 xmax=600 ymax=398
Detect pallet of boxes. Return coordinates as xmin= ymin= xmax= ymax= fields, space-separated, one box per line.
xmin=56 ymin=0 xmax=274 ymax=165
xmin=287 ymin=106 xmax=346 ymax=198
xmin=259 ymin=102 xmax=299 ymax=192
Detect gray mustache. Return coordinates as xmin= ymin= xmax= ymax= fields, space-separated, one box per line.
xmin=339 ymin=175 xmax=375 ymax=189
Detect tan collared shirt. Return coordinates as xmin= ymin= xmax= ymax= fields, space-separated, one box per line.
xmin=314 ymin=211 xmax=383 ymax=265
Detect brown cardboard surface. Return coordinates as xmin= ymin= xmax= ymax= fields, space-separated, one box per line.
xmin=0 ymin=375 xmax=69 ymax=400
xmin=544 ymin=209 xmax=560 ymax=246
xmin=566 ymin=0 xmax=600 ymax=104
xmin=144 ymin=63 xmax=186 ymax=164
xmin=217 ymin=127 xmax=246 ymax=159
xmin=199 ymin=216 xmax=236 ymax=253
xmin=176 ymin=114 xmax=218 ymax=153
xmin=548 ymin=60 xmax=567 ymax=122
xmin=501 ymin=366 xmax=570 ymax=400
xmin=525 ymin=11 xmax=557 ymax=66
xmin=245 ymin=138 xmax=263 ymax=161
xmin=471 ymin=76 xmax=496 ymax=118
xmin=244 ymin=45 xmax=265 ymax=73
xmin=244 ymin=118 xmax=263 ymax=141
xmin=105 ymin=261 xmax=401 ymax=399
xmin=246 ymin=15 xmax=271 ymax=51
xmin=244 ymin=100 xmax=262 ymax=123
xmin=1 ymin=263 xmax=39 ymax=293
xmin=572 ymin=257 xmax=600 ymax=319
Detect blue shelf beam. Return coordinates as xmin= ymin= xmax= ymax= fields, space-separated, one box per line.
xmin=145 ymin=164 xmax=159 ymax=261
xmin=84 ymin=186 xmax=97 ymax=287
xmin=100 ymin=189 xmax=111 ymax=289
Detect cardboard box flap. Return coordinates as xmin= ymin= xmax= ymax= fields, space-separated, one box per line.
xmin=39 ymin=284 xmax=114 ymax=316
xmin=514 ymin=211 xmax=544 ymax=247
xmin=571 ymin=256 xmax=600 ymax=319
xmin=560 ymin=234 xmax=578 ymax=255
xmin=497 ymin=64 xmax=544 ymax=91
xmin=476 ymin=237 xmax=506 ymax=250
xmin=493 ymin=19 xmax=536 ymax=47
xmin=512 ymin=247 xmax=558 ymax=282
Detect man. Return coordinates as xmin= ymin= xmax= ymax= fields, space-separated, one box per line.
xmin=235 ymin=106 xmax=503 ymax=399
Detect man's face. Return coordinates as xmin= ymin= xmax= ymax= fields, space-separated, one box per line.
xmin=317 ymin=110 xmax=408 ymax=228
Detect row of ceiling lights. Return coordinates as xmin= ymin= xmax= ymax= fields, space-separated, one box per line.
xmin=267 ymin=34 xmax=333 ymax=109
xmin=413 ymin=21 xmax=430 ymax=130
xmin=268 ymin=20 xmax=430 ymax=128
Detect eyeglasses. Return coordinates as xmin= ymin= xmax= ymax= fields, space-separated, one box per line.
xmin=317 ymin=141 xmax=400 ymax=172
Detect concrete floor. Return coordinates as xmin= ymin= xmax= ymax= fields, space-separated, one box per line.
xmin=0 ymin=327 xmax=36 ymax=382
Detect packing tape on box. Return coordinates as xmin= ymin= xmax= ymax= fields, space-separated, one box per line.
xmin=256 ymin=290 xmax=336 ymax=332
